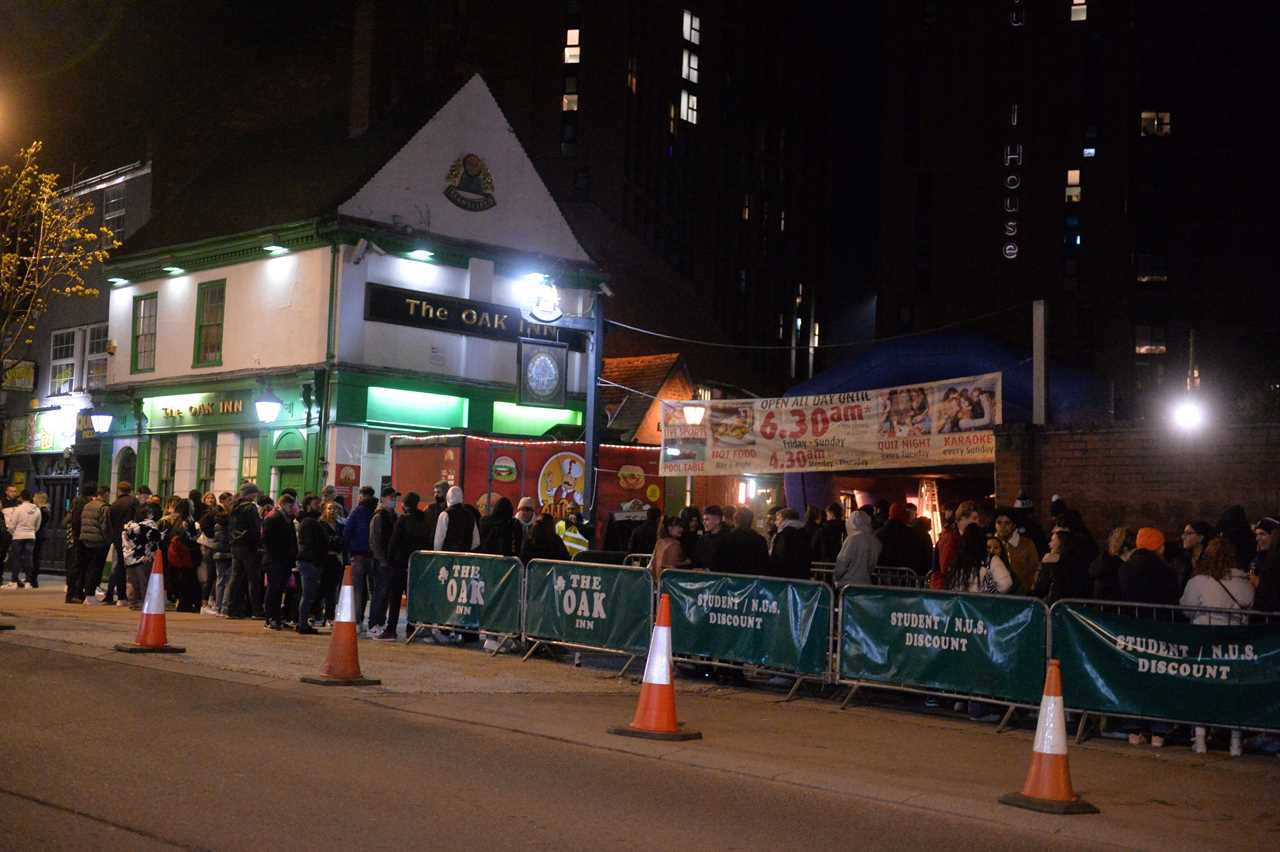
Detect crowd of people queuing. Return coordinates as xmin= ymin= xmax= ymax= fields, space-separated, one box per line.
xmin=6 ymin=476 xmax=1277 ymax=755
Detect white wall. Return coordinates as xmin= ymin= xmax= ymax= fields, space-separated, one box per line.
xmin=106 ymin=248 xmax=330 ymax=387
xmin=339 ymin=75 xmax=590 ymax=263
xmin=335 ymin=251 xmax=588 ymax=393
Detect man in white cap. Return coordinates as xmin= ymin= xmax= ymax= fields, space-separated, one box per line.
xmin=434 ymin=486 xmax=480 ymax=552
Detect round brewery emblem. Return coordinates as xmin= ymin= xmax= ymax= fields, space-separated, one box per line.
xmin=444 ymin=152 xmax=496 ymax=211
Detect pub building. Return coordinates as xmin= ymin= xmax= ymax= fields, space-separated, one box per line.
xmin=93 ymin=75 xmax=632 ymax=509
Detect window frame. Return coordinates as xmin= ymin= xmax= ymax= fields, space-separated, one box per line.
xmin=683 ymin=10 xmax=701 ymax=45
xmin=85 ymin=323 xmax=108 ymax=390
xmin=157 ymin=436 xmax=177 ymax=498
xmin=131 ymin=292 xmax=158 ymax=374
xmin=564 ymin=27 xmax=581 ymax=63
xmin=682 ymin=48 xmax=699 ymax=84
xmin=679 ymin=89 xmax=698 ymax=124
xmin=192 ymin=279 xmax=226 ymax=368
xmin=238 ymin=432 xmax=260 ymax=487
xmin=196 ymin=433 xmax=217 ymax=494
xmin=48 ymin=330 xmax=77 ymax=396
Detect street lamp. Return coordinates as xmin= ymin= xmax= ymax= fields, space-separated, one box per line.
xmin=89 ymin=407 xmax=113 ymax=433
xmin=255 ymin=386 xmax=283 ymax=423
xmin=1171 ymin=397 xmax=1206 ymax=431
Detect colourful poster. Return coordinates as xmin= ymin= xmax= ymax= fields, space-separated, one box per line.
xmin=660 ymin=373 xmax=1002 ymax=476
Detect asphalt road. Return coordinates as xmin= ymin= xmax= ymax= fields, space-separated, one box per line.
xmin=0 ymin=644 xmax=1086 ymax=852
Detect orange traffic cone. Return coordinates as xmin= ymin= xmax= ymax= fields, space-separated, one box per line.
xmin=1000 ymin=659 xmax=1097 ymax=814
xmin=114 ymin=552 xmax=185 ymax=654
xmin=301 ymin=564 xmax=381 ymax=687
xmin=608 ymin=593 xmax=701 ymax=741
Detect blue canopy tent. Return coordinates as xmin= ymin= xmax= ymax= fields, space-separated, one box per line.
xmin=781 ymin=331 xmax=1106 ymax=510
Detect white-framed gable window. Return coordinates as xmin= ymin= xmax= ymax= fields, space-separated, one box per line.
xmin=46 ymin=323 xmax=108 ymax=396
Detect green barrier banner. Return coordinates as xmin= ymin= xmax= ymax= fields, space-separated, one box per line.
xmin=660 ymin=570 xmax=831 ymax=677
xmin=406 ymin=552 xmax=522 ymax=634
xmin=839 ymin=588 xmax=1047 ymax=705
xmin=524 ymin=560 xmax=654 ymax=654
xmin=1053 ymin=603 xmax=1280 ymax=730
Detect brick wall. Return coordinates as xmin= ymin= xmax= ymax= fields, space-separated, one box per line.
xmin=995 ymin=422 xmax=1280 ymax=541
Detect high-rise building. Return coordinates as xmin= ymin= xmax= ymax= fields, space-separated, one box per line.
xmin=872 ymin=1 xmax=1280 ymax=420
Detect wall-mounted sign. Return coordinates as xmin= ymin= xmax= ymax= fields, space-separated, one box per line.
xmin=518 ymin=340 xmax=567 ymax=409
xmin=364 ymin=282 xmax=586 ymax=351
xmin=443 ymin=153 xmax=496 ymax=212
xmin=160 ymin=399 xmax=244 ymax=418
xmin=1 ymin=360 xmax=36 ymax=392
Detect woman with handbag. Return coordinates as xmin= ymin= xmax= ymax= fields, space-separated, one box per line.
xmin=160 ymin=500 xmax=202 ymax=613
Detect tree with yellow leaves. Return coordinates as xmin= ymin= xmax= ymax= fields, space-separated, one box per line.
xmin=0 ymin=141 xmax=117 ymax=365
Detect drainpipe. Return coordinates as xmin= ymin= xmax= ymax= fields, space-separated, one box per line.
xmin=313 ymin=240 xmax=341 ymax=492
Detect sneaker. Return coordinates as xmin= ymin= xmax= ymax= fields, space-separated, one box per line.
xmin=1128 ymin=733 xmax=1148 ymax=746
xmin=1151 ymin=735 xmax=1165 ymax=748
xmin=1 ymin=582 xmax=17 ymax=590
xmin=264 ymin=620 xmax=281 ymax=631
xmin=83 ymin=597 xmax=104 ymax=606
xmin=115 ymin=600 xmax=129 ymax=607
xmin=366 ymin=625 xmax=385 ymax=639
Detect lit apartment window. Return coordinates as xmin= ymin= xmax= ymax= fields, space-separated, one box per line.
xmin=1071 ymin=0 xmax=1087 ymax=21
xmin=197 ymin=434 xmax=217 ymax=494
xmin=682 ymin=48 xmax=699 ymax=84
xmin=741 ymin=194 xmax=751 ymax=221
xmin=1134 ymin=324 xmax=1167 ymax=355
xmin=626 ymin=56 xmax=637 ymax=94
xmin=679 ymin=89 xmax=698 ymax=124
xmin=156 ymin=436 xmax=176 ymax=497
xmin=668 ymin=103 xmax=677 ymax=135
xmin=1082 ymin=147 xmax=1096 ymax=158
xmin=682 ymin=10 xmax=701 ymax=44
xmin=1140 ymin=111 xmax=1172 ymax=137
xmin=49 ymin=330 xmax=76 ymax=395
xmin=86 ymin=324 xmax=108 ymax=390
xmin=240 ymin=434 xmax=259 ymax=485
xmin=562 ymin=75 xmax=579 ymax=111
xmin=779 ymin=209 xmax=786 ymax=232
xmin=1065 ymin=168 xmax=1081 ymax=202
xmin=564 ymin=28 xmax=580 ymax=63
xmin=132 ymin=293 xmax=157 ymax=373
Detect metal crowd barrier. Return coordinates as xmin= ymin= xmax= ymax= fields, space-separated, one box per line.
xmin=624 ymin=552 xmax=652 ymax=568
xmin=810 ymin=562 xmax=921 ymax=589
xmin=1050 ymin=597 xmax=1280 ymax=741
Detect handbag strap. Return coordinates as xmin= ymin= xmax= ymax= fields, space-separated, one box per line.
xmin=1213 ymin=576 xmax=1244 ymax=609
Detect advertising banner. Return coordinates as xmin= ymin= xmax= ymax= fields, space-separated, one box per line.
xmin=524 ymin=560 xmax=654 ymax=654
xmin=660 ymin=570 xmax=832 ymax=677
xmin=406 ymin=552 xmax=522 ymax=634
xmin=659 ymin=372 xmax=1001 ymax=476
xmin=839 ymin=587 xmax=1047 ymax=705
xmin=1053 ymin=603 xmax=1280 ymax=730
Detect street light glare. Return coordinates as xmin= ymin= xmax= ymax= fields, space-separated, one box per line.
xmin=1172 ymin=398 xmax=1205 ymax=430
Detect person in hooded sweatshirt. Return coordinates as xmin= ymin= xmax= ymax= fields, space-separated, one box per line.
xmin=4 ymin=490 xmax=42 ymax=588
xmin=811 ymin=502 xmax=846 ymax=563
xmin=434 ymin=486 xmax=480 ymax=553
xmin=876 ymin=502 xmax=930 ymax=577
xmin=769 ymin=508 xmax=812 ymax=580
xmin=833 ymin=508 xmax=881 ymax=586
xmin=1119 ymin=527 xmax=1179 ymax=605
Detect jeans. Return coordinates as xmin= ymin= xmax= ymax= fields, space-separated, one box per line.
xmin=213 ymin=555 xmax=233 ymax=613
xmin=368 ymin=558 xmax=393 ymax=630
xmin=350 ymin=554 xmax=373 ymax=627
xmin=383 ymin=561 xmax=408 ymax=639
xmin=105 ymin=540 xmax=127 ymax=602
xmin=199 ymin=546 xmax=217 ymax=603
xmin=81 ymin=544 xmax=110 ymax=599
xmin=228 ymin=546 xmax=259 ymax=617
xmin=8 ymin=539 xmax=35 ymax=585
xmin=263 ymin=557 xmax=295 ymax=625
xmin=126 ymin=560 xmax=150 ymax=608
xmin=297 ymin=560 xmax=321 ymax=628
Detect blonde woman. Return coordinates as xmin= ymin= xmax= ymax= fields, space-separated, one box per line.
xmin=31 ymin=492 xmax=51 ymax=589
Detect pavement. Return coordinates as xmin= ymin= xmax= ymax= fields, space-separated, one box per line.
xmin=2 ymin=585 xmax=1278 ymax=850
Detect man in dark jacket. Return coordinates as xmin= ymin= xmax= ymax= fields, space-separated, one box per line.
xmin=261 ymin=494 xmax=298 ymax=630
xmin=811 ymin=502 xmax=846 ymax=563
xmin=294 ymin=499 xmax=329 ymax=634
xmin=104 ymin=482 xmax=140 ymax=606
xmin=78 ymin=486 xmax=113 ymax=603
xmin=769 ymin=508 xmax=813 ymax=580
xmin=1119 ymin=527 xmax=1179 ymax=605
xmin=727 ymin=507 xmax=771 ymax=575
xmin=64 ymin=483 xmax=96 ymax=603
xmin=876 ymin=503 xmax=930 ymax=577
xmin=227 ymin=483 xmax=264 ymax=618
xmin=342 ymin=489 xmax=377 ymax=630
xmin=367 ymin=487 xmax=399 ymax=637
xmin=423 ymin=480 xmax=449 ymax=540
xmin=627 ymin=507 xmax=662 ymax=557
xmin=385 ymin=492 xmax=433 ymax=641
xmin=693 ymin=505 xmax=732 ymax=573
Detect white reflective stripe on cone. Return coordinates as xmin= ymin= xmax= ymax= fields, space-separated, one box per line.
xmin=335 ymin=584 xmax=355 ymax=623
xmin=1032 ymin=694 xmax=1068 ymax=755
xmin=641 ymin=625 xmax=672 ymax=686
xmin=143 ymin=571 xmax=166 ymax=616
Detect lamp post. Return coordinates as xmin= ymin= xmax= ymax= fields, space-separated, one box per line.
xmin=255 ymin=386 xmax=283 ymax=424
xmin=89 ymin=407 xmax=114 ymax=434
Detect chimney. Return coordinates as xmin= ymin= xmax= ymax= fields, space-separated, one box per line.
xmin=348 ymin=0 xmax=374 ymax=138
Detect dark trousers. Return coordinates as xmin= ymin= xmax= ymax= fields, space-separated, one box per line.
xmin=228 ymin=546 xmax=259 ymax=617
xmin=368 ymin=558 xmax=393 ymax=629
xmin=263 ymin=556 xmax=294 ymax=624
xmin=31 ymin=536 xmax=43 ymax=587
xmin=297 ymin=559 xmax=321 ymax=628
xmin=104 ymin=539 xmax=127 ymax=602
xmin=350 ymin=554 xmax=372 ymax=627
xmin=174 ymin=567 xmax=201 ymax=613
xmin=65 ymin=541 xmax=83 ymax=602
xmin=383 ymin=561 xmax=408 ymax=638
xmin=81 ymin=544 xmax=110 ymax=599
xmin=8 ymin=539 xmax=35 ymax=585
xmin=319 ymin=555 xmax=342 ymax=621
xmin=249 ymin=549 xmax=267 ymax=616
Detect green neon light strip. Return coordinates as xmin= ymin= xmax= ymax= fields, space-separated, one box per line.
xmin=366 ymin=386 xmax=469 ymax=429
xmin=491 ymin=401 xmax=582 ymax=436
